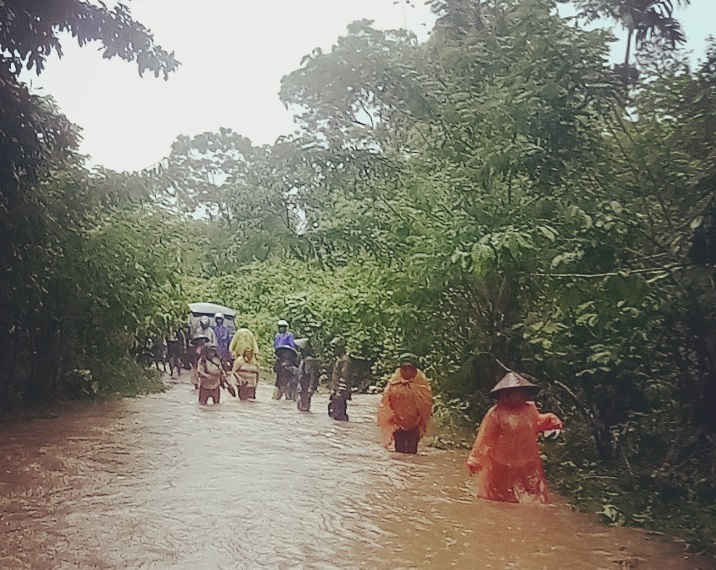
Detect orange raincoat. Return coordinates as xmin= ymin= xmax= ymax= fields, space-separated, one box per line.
xmin=467 ymin=401 xmax=562 ymax=504
xmin=377 ymin=369 xmax=433 ymax=449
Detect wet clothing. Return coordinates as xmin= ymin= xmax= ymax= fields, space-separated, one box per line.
xmin=231 ymin=356 xmax=260 ymax=401
xmin=328 ymin=392 xmax=349 ymax=421
xmin=328 ymin=380 xmax=350 ymax=421
xmin=181 ymin=329 xmax=192 ymax=369
xmin=274 ymin=331 xmax=296 ymax=350
xmin=297 ymin=356 xmax=320 ymax=412
xmin=197 ymin=355 xmax=225 ymax=405
xmin=274 ymin=358 xmax=297 ymax=400
xmin=394 ymin=427 xmax=420 ymax=454
xmin=331 ymin=355 xmax=352 ymax=400
xmin=466 ymin=401 xmax=562 ymax=504
xmin=166 ymin=330 xmax=184 ymax=376
xmin=377 ymin=369 xmax=433 ymax=452
xmin=199 ymin=386 xmax=220 ymax=405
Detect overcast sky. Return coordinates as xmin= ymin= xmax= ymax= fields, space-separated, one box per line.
xmin=26 ymin=0 xmax=714 ymax=173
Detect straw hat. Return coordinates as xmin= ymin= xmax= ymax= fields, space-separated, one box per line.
xmin=489 ymin=371 xmax=540 ymax=398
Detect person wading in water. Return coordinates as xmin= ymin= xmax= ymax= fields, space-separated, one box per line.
xmin=466 ymin=370 xmax=563 ymax=504
xmin=231 ymin=346 xmax=260 ymax=400
xmin=296 ymin=338 xmax=320 ymax=412
xmin=377 ymin=353 xmax=433 ymax=454
xmin=197 ymin=343 xmax=229 ymax=405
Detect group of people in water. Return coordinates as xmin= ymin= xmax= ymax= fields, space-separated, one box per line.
xmin=187 ymin=317 xmax=321 ymax=410
xmin=183 ymin=316 xmax=564 ymax=505
xmin=382 ymin=357 xmax=564 ymax=504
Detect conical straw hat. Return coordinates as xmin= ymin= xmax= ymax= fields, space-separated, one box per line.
xmin=489 ymin=371 xmax=540 ymax=398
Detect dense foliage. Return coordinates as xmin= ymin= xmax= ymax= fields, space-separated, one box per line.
xmin=1 ymin=0 xmax=713 ymax=553
xmin=0 ymin=1 xmax=182 ymax=404
xmin=170 ymin=0 xmax=715 ymax=548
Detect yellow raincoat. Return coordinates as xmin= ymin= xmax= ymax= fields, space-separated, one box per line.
xmin=377 ymin=369 xmax=433 ymax=448
xmin=229 ymin=328 xmax=259 ymax=360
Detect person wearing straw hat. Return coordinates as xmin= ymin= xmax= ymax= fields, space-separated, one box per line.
xmin=377 ymin=353 xmax=433 ymax=454
xmin=466 ymin=370 xmax=563 ymax=503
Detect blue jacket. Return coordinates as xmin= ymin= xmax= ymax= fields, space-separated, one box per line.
xmin=274 ymin=331 xmax=296 ymax=350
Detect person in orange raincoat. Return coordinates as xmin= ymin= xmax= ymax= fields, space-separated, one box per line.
xmin=377 ymin=353 xmax=433 ymax=454
xmin=466 ymin=371 xmax=563 ymax=504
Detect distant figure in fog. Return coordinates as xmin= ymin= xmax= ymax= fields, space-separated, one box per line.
xmin=166 ymin=329 xmax=184 ymax=378
xmin=181 ymin=324 xmax=193 ymax=370
xmin=150 ymin=336 xmax=167 ymax=373
xmin=197 ymin=343 xmax=226 ymax=405
xmin=377 ymin=353 xmax=433 ymax=453
xmin=466 ymin=371 xmax=563 ymax=504
xmin=231 ymin=346 xmax=260 ymax=400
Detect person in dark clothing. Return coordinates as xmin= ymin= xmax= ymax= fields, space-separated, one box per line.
xmin=274 ymin=346 xmax=299 ymax=401
xmin=166 ymin=329 xmax=184 ymax=378
xmin=212 ymin=312 xmax=232 ymax=364
xmin=295 ymin=338 xmax=320 ymax=412
xmin=328 ymin=379 xmax=350 ymax=421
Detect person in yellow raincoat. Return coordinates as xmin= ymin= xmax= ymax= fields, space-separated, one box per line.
xmin=377 ymin=353 xmax=433 ymax=454
xmin=466 ymin=371 xmax=563 ymax=504
xmin=229 ymin=328 xmax=259 ymax=360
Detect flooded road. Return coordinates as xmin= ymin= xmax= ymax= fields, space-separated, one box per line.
xmin=1 ymin=379 xmax=712 ymax=570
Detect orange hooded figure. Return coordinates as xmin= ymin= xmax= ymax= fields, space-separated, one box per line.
xmin=377 ymin=353 xmax=433 ymax=454
xmin=467 ymin=371 xmax=563 ymax=504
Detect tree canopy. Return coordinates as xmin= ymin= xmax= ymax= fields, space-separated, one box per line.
xmin=1 ymin=0 xmax=714 ymax=552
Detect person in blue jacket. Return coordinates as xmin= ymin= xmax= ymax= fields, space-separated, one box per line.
xmin=273 ymin=319 xmax=296 ymax=350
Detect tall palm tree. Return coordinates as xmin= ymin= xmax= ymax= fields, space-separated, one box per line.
xmin=575 ymin=0 xmax=691 ymax=66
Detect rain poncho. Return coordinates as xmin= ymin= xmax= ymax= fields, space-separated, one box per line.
xmin=467 ymin=401 xmax=562 ymax=504
xmin=229 ymin=328 xmax=259 ymax=359
xmin=377 ymin=369 xmax=433 ymax=449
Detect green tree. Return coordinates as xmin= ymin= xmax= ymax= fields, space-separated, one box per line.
xmin=0 ymin=1 xmax=180 ymax=406
xmin=574 ymin=0 xmax=691 ymax=66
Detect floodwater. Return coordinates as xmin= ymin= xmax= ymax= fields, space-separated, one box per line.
xmin=1 ymin=379 xmax=713 ymax=570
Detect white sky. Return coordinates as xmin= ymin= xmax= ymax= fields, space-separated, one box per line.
xmin=24 ymin=0 xmax=714 ymax=173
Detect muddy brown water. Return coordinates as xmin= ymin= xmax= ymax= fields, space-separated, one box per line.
xmin=1 ymin=379 xmax=712 ymax=570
